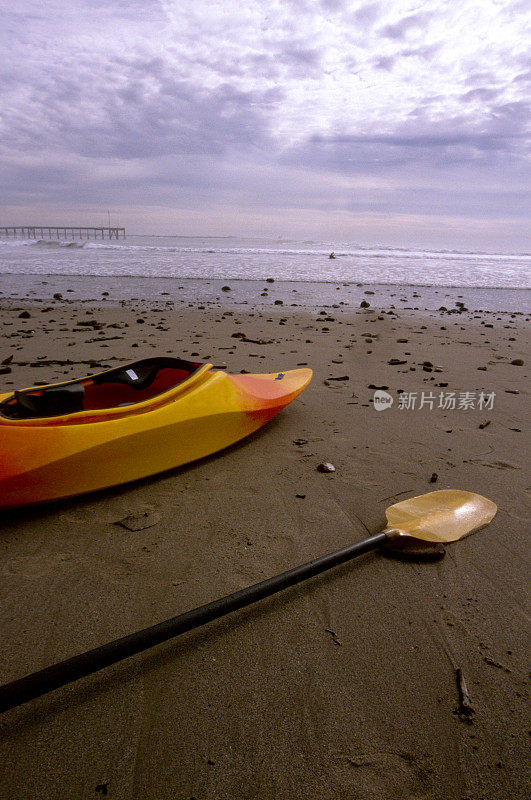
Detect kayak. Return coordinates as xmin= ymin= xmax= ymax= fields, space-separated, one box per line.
xmin=0 ymin=357 xmax=312 ymax=509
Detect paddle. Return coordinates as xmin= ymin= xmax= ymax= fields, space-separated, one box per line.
xmin=0 ymin=489 xmax=496 ymax=714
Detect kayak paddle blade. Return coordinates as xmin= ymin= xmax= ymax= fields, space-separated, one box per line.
xmin=384 ymin=489 xmax=497 ymax=543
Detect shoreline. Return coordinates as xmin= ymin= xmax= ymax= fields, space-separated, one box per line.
xmin=0 ymin=289 xmax=528 ymax=799
xmin=1 ymin=272 xmax=529 ymax=313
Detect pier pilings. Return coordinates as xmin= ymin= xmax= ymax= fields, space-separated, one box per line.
xmin=0 ymin=226 xmax=125 ymax=240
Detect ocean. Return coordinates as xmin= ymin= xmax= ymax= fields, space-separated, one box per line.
xmin=0 ymin=234 xmax=529 ymax=312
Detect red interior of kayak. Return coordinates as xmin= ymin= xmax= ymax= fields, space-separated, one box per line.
xmin=0 ymin=358 xmax=204 ymax=419
xmin=82 ymin=367 xmax=191 ymax=409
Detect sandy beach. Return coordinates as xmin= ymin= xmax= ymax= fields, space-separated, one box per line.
xmin=0 ymin=284 xmax=528 ymax=799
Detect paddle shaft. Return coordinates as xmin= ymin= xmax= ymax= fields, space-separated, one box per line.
xmin=0 ymin=531 xmax=387 ymax=713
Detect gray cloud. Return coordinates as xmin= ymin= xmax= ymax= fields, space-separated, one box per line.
xmin=320 ymin=0 xmax=346 ymax=12
xmin=379 ymin=11 xmax=434 ymax=40
xmin=512 ymin=69 xmax=531 ymax=85
xmin=374 ymin=55 xmax=396 ymax=71
xmin=1 ymin=50 xmax=279 ymax=161
xmin=462 ymin=87 xmax=502 ymax=103
xmin=289 ymin=100 xmax=530 ymax=171
xmin=401 ymin=44 xmax=440 ymax=60
xmin=350 ymin=2 xmax=383 ymax=28
xmin=373 ymin=42 xmax=441 ymax=71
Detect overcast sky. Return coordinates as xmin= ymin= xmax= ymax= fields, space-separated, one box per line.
xmin=0 ymin=0 xmax=529 ymax=248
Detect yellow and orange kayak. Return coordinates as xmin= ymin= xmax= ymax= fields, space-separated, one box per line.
xmin=0 ymin=357 xmax=312 ymax=509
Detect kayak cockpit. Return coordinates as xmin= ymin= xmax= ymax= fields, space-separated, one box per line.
xmin=0 ymin=357 xmax=203 ymax=420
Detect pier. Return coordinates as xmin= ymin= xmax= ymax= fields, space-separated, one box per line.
xmin=0 ymin=226 xmax=125 ymax=240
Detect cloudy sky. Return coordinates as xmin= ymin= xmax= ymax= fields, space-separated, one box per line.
xmin=1 ymin=0 xmax=529 ymax=248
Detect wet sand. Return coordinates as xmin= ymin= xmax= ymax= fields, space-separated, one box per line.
xmin=0 ymin=286 xmax=529 ymax=799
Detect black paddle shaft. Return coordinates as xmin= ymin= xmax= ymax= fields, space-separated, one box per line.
xmin=0 ymin=531 xmax=387 ymax=713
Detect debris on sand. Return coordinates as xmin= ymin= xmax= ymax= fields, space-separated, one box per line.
xmin=456 ymin=668 xmax=475 ymax=721
xmin=114 ymin=509 xmax=161 ymax=531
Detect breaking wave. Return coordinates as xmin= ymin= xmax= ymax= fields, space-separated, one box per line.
xmin=0 ymin=234 xmax=529 ymax=288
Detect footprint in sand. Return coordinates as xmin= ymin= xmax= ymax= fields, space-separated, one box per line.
xmin=330 ymin=750 xmax=432 ymax=799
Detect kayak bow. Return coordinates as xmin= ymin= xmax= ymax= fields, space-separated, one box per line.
xmin=0 ymin=357 xmax=312 ymax=508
